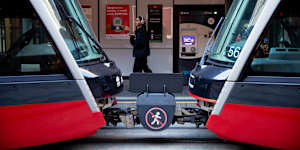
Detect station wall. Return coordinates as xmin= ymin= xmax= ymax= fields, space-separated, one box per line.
xmin=79 ymin=0 xmax=224 ymax=76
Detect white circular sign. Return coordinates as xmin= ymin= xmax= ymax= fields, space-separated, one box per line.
xmin=208 ymin=17 xmax=215 ymax=25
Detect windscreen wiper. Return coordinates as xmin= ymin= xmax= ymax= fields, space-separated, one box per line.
xmin=54 ymin=0 xmax=110 ymax=62
xmin=199 ymin=17 xmax=224 ymax=66
xmin=54 ymin=0 xmax=82 ymax=59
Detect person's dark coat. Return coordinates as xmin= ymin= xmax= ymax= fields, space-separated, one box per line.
xmin=130 ymin=25 xmax=150 ymax=58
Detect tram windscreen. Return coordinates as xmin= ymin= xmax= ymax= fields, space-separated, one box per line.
xmin=0 ymin=1 xmax=67 ymax=75
xmin=46 ymin=0 xmax=109 ymax=64
xmin=249 ymin=1 xmax=300 ymax=75
xmin=208 ymin=0 xmax=266 ymax=66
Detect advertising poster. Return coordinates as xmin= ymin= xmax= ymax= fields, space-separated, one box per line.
xmin=106 ymin=5 xmax=130 ymax=39
xmin=148 ymin=5 xmax=162 ymax=42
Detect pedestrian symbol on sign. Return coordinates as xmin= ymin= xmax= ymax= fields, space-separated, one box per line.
xmin=151 ymin=112 xmax=161 ymax=125
xmin=145 ymin=107 xmax=167 ymax=130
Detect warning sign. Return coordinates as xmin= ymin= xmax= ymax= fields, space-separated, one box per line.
xmin=145 ymin=107 xmax=167 ymax=130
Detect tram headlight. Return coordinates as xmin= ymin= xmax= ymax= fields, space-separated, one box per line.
xmin=116 ymin=76 xmax=120 ymax=82
xmin=104 ymin=62 xmax=111 ymax=68
xmin=189 ymin=74 xmax=195 ymax=89
xmin=190 ymin=74 xmax=195 ymax=79
xmin=116 ymin=76 xmax=122 ymax=87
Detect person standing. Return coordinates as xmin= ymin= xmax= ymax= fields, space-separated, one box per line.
xmin=130 ymin=16 xmax=152 ymax=73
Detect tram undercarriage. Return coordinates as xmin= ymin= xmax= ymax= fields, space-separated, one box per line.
xmin=97 ymin=73 xmax=211 ymax=131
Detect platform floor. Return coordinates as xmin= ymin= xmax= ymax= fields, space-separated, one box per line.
xmin=26 ymin=126 xmax=270 ymax=150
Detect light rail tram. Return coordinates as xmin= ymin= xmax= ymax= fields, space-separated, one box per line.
xmin=188 ymin=0 xmax=300 ymax=149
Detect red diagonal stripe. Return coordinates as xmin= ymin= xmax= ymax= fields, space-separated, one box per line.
xmin=149 ymin=111 xmax=163 ymax=126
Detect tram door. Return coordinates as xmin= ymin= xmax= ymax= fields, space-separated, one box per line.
xmin=174 ymin=5 xmax=224 ymax=83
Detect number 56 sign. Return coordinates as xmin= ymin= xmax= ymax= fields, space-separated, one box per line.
xmin=225 ymin=42 xmax=244 ymax=61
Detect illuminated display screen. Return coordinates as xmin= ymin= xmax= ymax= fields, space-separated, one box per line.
xmin=182 ymin=35 xmax=195 ymax=45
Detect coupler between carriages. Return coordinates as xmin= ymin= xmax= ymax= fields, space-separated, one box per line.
xmin=137 ymin=92 xmax=176 ymax=131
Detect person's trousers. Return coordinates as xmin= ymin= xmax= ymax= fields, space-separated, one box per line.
xmin=133 ymin=57 xmax=152 ymax=73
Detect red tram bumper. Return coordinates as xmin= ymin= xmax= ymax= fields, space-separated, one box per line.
xmin=207 ymin=103 xmax=300 ymax=150
xmin=0 ymin=100 xmax=106 ymax=149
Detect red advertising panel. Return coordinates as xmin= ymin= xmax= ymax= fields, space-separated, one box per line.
xmin=106 ymin=5 xmax=130 ymax=39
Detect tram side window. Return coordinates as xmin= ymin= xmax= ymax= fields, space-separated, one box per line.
xmin=0 ymin=1 xmax=67 ymax=76
xmin=248 ymin=1 xmax=300 ymax=76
